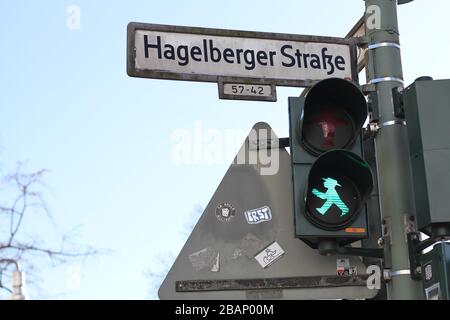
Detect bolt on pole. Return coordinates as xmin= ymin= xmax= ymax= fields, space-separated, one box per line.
xmin=364 ymin=0 xmax=422 ymax=299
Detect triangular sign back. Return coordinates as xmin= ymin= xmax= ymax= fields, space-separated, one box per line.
xmin=159 ymin=122 xmax=377 ymax=300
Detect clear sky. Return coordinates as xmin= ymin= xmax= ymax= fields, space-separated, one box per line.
xmin=0 ymin=0 xmax=449 ymax=299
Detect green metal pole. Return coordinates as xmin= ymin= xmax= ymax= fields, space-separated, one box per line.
xmin=364 ymin=0 xmax=422 ymax=299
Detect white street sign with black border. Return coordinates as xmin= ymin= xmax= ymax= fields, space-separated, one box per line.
xmin=127 ymin=22 xmax=358 ymax=101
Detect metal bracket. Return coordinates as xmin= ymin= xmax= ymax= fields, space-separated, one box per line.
xmin=248 ymin=137 xmax=290 ymax=150
xmin=379 ymin=120 xmax=407 ymax=129
xmin=407 ymin=232 xmax=449 ymax=280
xmin=278 ymin=137 xmax=290 ymax=149
xmin=336 ymin=246 xmax=384 ymax=259
xmin=318 ymin=240 xmax=384 ymax=259
xmin=392 ymin=86 xmax=405 ymax=118
xmin=407 ymin=232 xmax=425 ymax=280
xmin=368 ymin=77 xmax=405 ymax=86
xmin=355 ymin=36 xmax=370 ymax=47
xmin=380 ymin=218 xmax=393 ymax=268
xmin=364 ymin=122 xmax=380 ymax=139
xmin=362 ymin=83 xmax=377 ymax=95
xmin=383 ymin=269 xmax=392 ymax=281
xmin=383 ymin=269 xmax=411 ymax=281
xmin=367 ymin=89 xmax=380 ymax=123
xmin=364 ymin=84 xmax=405 ymax=121
xmin=364 ymin=120 xmax=407 ymax=139
xmin=368 ymin=42 xmax=401 ymax=50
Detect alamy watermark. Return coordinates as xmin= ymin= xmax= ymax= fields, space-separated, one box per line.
xmin=170 ymin=121 xmax=280 ymax=175
xmin=66 ymin=5 xmax=81 ymax=30
xmin=66 ymin=264 xmax=82 ymax=290
xmin=366 ymin=5 xmax=381 ymax=30
xmin=366 ymin=265 xmax=382 ymax=290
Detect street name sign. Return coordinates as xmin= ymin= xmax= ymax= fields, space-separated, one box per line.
xmin=127 ymin=22 xmax=358 ymax=94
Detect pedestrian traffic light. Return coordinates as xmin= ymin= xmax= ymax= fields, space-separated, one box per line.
xmin=289 ymin=78 xmax=373 ymax=250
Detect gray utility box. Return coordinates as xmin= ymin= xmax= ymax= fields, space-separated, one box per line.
xmin=421 ymin=242 xmax=450 ymax=300
xmin=404 ymin=79 xmax=450 ymax=237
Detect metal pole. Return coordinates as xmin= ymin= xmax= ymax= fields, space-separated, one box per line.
xmin=364 ymin=0 xmax=422 ymax=299
xmin=0 ymin=259 xmax=28 ymax=300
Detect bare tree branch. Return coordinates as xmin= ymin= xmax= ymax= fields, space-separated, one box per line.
xmin=0 ymin=164 xmax=100 ymax=296
xmin=0 ymin=266 xmax=13 ymax=293
xmin=146 ymin=204 xmax=203 ymax=299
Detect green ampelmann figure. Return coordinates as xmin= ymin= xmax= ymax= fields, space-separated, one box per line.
xmin=312 ymin=177 xmax=349 ymax=216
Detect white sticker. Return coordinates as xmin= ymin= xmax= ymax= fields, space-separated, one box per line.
xmin=425 ymin=283 xmax=441 ymax=300
xmin=337 ymin=258 xmax=356 ymax=276
xmin=254 ymin=241 xmax=285 ymax=269
xmin=189 ymin=247 xmax=218 ymax=272
xmin=425 ymin=263 xmax=433 ymax=282
xmin=211 ymin=253 xmax=220 ymax=273
xmin=244 ymin=206 xmax=272 ymax=224
xmin=348 ymin=266 xmax=358 ymax=276
xmin=215 ymin=203 xmax=236 ymax=222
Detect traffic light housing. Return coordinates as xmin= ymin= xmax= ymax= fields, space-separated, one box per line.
xmin=289 ymin=78 xmax=373 ymax=249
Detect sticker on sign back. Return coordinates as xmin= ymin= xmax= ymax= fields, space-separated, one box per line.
xmin=244 ymin=206 xmax=272 ymax=224
xmin=254 ymin=241 xmax=285 ymax=268
xmin=336 ymin=258 xmax=357 ymax=276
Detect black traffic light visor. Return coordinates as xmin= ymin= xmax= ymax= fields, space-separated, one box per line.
xmin=300 ymin=78 xmax=368 ymax=156
xmin=305 ymin=149 xmax=374 ymax=231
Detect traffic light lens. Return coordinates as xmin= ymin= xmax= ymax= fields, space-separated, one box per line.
xmin=306 ymin=171 xmax=361 ymax=231
xmin=302 ymin=105 xmax=356 ymax=156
